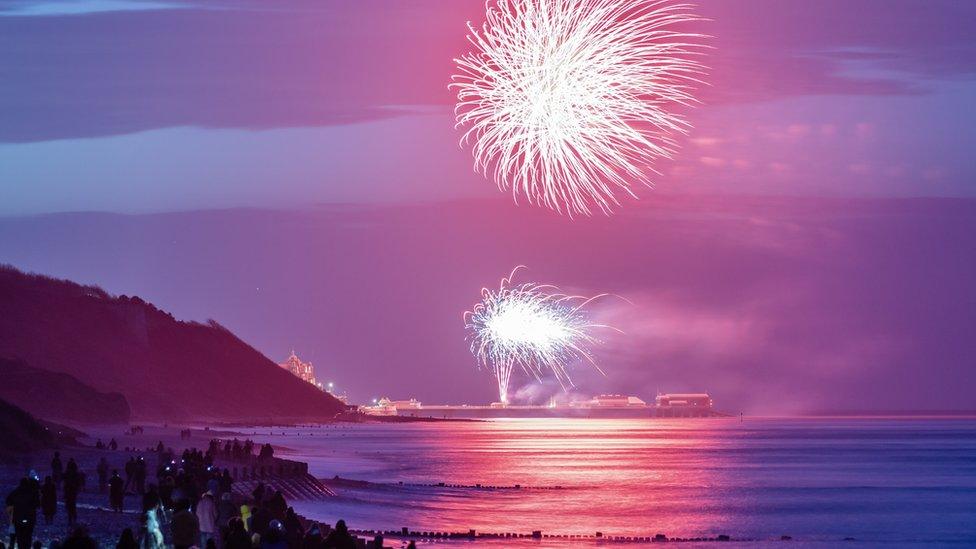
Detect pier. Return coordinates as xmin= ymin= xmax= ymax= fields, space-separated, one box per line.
xmin=362 ymin=393 xmax=729 ymax=419
xmin=395 ymin=404 xmax=728 ymax=419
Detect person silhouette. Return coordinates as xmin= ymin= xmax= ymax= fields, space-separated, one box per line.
xmin=41 ymin=476 xmax=57 ymax=524
xmin=222 ymin=517 xmax=250 ymax=549
xmin=322 ymin=519 xmax=355 ymax=549
xmin=63 ymin=459 xmax=81 ymax=525
xmin=97 ymin=457 xmax=109 ymax=493
xmin=109 ymin=470 xmax=125 ymax=512
xmin=142 ymin=506 xmax=164 ymax=549
xmin=115 ymin=528 xmax=138 ymax=549
xmin=5 ymin=478 xmax=40 ymax=549
xmin=51 ymin=452 xmax=63 ymax=485
xmin=62 ymin=523 xmax=97 ymax=549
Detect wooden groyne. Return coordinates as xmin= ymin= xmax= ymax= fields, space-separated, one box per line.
xmin=349 ymin=528 xmax=750 ymax=543
xmin=220 ymin=456 xmax=335 ymax=500
xmin=325 ymin=475 xmax=566 ymax=492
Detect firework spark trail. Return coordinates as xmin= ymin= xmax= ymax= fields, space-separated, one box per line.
xmin=452 ymin=0 xmax=708 ymax=216
xmin=463 ymin=267 xmax=616 ymax=404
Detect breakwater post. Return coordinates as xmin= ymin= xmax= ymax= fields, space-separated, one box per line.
xmin=223 ymin=455 xmax=334 ymax=500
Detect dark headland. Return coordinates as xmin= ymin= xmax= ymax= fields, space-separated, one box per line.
xmin=0 ymin=265 xmax=345 ymax=423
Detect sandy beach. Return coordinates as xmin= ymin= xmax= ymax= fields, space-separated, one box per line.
xmin=2 ymin=425 xmax=241 ymax=547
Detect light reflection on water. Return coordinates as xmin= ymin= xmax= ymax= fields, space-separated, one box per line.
xmin=244 ymin=418 xmax=976 ymax=544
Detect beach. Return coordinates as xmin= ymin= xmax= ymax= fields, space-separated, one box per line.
xmin=1 ymin=425 xmax=331 ymax=547
xmin=1 ymin=426 xmax=223 ymax=546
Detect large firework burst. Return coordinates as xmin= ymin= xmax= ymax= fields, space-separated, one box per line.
xmin=463 ymin=267 xmax=614 ymax=404
xmin=452 ymin=0 xmax=707 ymax=216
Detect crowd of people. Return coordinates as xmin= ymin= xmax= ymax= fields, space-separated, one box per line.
xmin=4 ymin=438 xmax=391 ymax=549
xmin=8 ymin=451 xmax=89 ymax=540
xmin=206 ymin=440 xmax=275 ymax=464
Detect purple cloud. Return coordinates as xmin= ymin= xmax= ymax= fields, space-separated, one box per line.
xmin=1 ymin=0 xmax=973 ymax=142
xmin=0 ymin=195 xmax=972 ymax=413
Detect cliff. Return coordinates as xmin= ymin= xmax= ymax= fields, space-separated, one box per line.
xmin=0 ymin=265 xmax=345 ymax=422
xmin=0 ymin=398 xmax=77 ymax=459
xmin=0 ymin=358 xmax=131 ymax=424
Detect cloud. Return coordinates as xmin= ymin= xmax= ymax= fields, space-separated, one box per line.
xmin=699 ymin=156 xmax=727 ymax=168
xmin=0 ymin=0 xmax=183 ymax=17
xmin=0 ymin=1 xmax=479 ymax=142
xmin=0 ymin=195 xmax=974 ymax=413
xmin=700 ymin=0 xmax=976 ymax=104
xmin=1 ymin=0 xmax=974 ymax=142
xmin=690 ymin=137 xmax=724 ymax=147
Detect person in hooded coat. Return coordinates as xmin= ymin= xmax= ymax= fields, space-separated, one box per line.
xmin=196 ymin=491 xmax=218 ymax=547
xmin=216 ymin=492 xmax=239 ymax=542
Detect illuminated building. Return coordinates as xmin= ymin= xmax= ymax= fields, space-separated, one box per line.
xmin=389 ymin=398 xmax=422 ymax=410
xmin=588 ymin=394 xmax=648 ymax=407
xmin=361 ymin=397 xmax=398 ymax=416
xmin=655 ymin=393 xmax=713 ymax=409
xmin=279 ymin=350 xmax=317 ymax=386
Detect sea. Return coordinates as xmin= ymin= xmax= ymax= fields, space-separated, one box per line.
xmin=243 ymin=418 xmax=976 ymax=547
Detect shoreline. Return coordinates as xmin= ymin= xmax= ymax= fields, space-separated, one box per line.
xmin=4 ymin=423 xmax=747 ymax=547
xmin=5 ymin=419 xmax=974 ymax=547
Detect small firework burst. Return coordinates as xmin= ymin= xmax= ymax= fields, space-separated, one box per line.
xmin=464 ymin=267 xmax=614 ymax=403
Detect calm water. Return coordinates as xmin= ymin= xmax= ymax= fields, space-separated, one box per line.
xmin=247 ymin=418 xmax=976 ymax=545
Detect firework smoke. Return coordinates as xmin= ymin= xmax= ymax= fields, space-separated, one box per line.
xmin=463 ymin=267 xmax=615 ymax=404
xmin=452 ymin=0 xmax=708 ymax=216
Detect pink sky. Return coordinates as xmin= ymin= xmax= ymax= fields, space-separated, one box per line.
xmin=0 ymin=0 xmax=974 ymax=212
xmin=1 ymin=194 xmax=973 ymax=413
xmin=0 ymin=1 xmax=974 ymax=412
